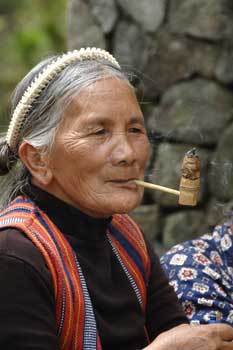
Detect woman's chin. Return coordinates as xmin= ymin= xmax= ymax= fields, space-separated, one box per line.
xmin=108 ymin=195 xmax=142 ymax=215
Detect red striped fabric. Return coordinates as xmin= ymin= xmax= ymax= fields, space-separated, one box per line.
xmin=0 ymin=196 xmax=150 ymax=349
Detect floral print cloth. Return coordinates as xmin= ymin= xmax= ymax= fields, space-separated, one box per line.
xmin=160 ymin=220 xmax=233 ymax=325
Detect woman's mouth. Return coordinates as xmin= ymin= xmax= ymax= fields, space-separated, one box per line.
xmin=109 ymin=178 xmax=137 ymax=183
xmin=108 ymin=178 xmax=139 ymax=188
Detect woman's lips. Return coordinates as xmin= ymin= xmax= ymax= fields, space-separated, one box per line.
xmin=109 ymin=178 xmax=137 ymax=183
xmin=108 ymin=179 xmax=139 ymax=188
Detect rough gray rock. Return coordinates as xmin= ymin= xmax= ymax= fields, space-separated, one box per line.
xmin=67 ymin=0 xmax=106 ymax=50
xmin=206 ymin=198 xmax=233 ymax=228
xmin=208 ymin=122 xmax=233 ymax=202
xmin=143 ymin=29 xmax=219 ymax=98
xmin=88 ymin=0 xmax=118 ymax=34
xmin=168 ymin=0 xmax=233 ymax=41
xmin=147 ymin=79 xmax=233 ymax=145
xmin=163 ymin=210 xmax=207 ymax=249
xmin=113 ymin=20 xmax=150 ymax=71
xmin=154 ymin=240 xmax=167 ymax=257
xmin=129 ymin=204 xmax=160 ymax=242
xmin=215 ymin=47 xmax=233 ymax=84
xmin=116 ymin=0 xmax=167 ymax=32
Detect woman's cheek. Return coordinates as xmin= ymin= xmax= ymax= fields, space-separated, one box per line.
xmin=137 ymin=137 xmax=150 ymax=166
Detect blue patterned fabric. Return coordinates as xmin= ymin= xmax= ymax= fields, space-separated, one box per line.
xmin=160 ymin=220 xmax=233 ymax=325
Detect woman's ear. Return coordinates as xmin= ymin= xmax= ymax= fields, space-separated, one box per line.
xmin=18 ymin=142 xmax=53 ymax=186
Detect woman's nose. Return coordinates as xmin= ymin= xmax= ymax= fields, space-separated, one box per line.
xmin=111 ymin=133 xmax=136 ymax=166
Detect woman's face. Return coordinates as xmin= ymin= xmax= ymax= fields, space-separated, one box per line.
xmin=46 ymin=77 xmax=150 ymax=217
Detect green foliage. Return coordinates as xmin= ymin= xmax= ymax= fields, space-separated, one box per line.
xmin=0 ymin=0 xmax=67 ymax=130
xmin=0 ymin=0 xmax=25 ymax=15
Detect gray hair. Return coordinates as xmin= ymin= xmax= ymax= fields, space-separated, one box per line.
xmin=0 ymin=55 xmax=133 ymax=205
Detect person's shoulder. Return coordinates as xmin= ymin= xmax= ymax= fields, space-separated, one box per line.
xmin=0 ymin=227 xmax=50 ymax=279
xmin=161 ymin=219 xmax=233 ymax=273
xmin=211 ymin=220 xmax=233 ymax=246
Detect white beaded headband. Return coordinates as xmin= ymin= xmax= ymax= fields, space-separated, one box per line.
xmin=6 ymin=47 xmax=120 ymax=152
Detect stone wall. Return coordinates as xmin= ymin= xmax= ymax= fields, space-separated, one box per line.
xmin=67 ymin=0 xmax=233 ymax=254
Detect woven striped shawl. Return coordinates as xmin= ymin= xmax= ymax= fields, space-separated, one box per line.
xmin=0 ymin=196 xmax=150 ymax=349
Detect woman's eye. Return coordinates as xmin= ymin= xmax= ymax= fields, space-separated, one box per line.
xmin=129 ymin=127 xmax=142 ymax=133
xmin=94 ymin=129 xmax=107 ymax=136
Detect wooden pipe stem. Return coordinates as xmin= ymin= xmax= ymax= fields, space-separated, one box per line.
xmin=134 ymin=180 xmax=180 ymax=196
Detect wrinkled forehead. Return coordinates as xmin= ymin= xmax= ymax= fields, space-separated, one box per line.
xmin=63 ymin=76 xmax=137 ymax=113
xmin=56 ymin=78 xmax=142 ymax=132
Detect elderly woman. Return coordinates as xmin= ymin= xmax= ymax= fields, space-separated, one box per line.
xmin=0 ymin=48 xmax=232 ymax=350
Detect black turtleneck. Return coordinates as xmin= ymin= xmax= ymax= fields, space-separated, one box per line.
xmin=0 ymin=185 xmax=188 ymax=350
